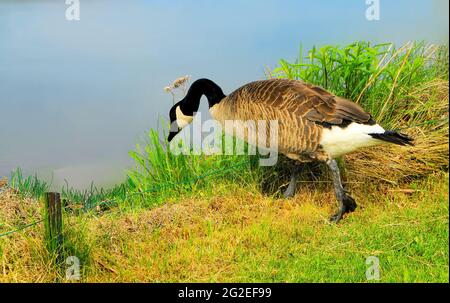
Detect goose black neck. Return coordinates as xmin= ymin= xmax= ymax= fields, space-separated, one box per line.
xmin=179 ymin=78 xmax=225 ymax=115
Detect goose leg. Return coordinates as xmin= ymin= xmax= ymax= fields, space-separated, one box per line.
xmin=283 ymin=166 xmax=300 ymax=198
xmin=327 ymin=159 xmax=357 ymax=223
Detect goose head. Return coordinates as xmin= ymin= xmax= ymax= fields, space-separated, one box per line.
xmin=168 ymin=101 xmax=194 ymax=142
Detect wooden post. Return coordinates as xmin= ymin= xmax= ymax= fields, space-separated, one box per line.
xmin=43 ymin=192 xmax=63 ymax=264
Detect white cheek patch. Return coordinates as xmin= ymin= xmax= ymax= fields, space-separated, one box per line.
xmin=176 ymin=106 xmax=193 ymax=128
xmin=320 ymin=123 xmax=385 ymax=158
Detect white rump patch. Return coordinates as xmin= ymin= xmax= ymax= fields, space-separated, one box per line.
xmin=176 ymin=106 xmax=193 ymax=128
xmin=320 ymin=123 xmax=385 ymax=158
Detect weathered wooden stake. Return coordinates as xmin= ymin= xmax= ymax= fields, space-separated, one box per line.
xmin=43 ymin=192 xmax=63 ymax=264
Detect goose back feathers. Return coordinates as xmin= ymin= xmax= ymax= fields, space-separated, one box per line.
xmin=209 ymin=78 xmax=381 ymax=160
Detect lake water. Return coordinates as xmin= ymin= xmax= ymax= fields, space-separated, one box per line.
xmin=0 ymin=0 xmax=448 ymax=189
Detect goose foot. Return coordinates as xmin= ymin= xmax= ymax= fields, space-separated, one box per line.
xmin=283 ymin=165 xmax=301 ymax=198
xmin=326 ymin=159 xmax=357 ymax=223
xmin=283 ymin=184 xmax=296 ymax=198
xmin=329 ymin=194 xmax=357 ymax=223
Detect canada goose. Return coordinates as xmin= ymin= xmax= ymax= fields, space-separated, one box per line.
xmin=167 ymin=78 xmax=413 ymax=222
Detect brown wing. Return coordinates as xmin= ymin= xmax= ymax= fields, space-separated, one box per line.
xmin=227 ymin=79 xmax=373 ymax=126
xmin=305 ymin=95 xmax=373 ymax=126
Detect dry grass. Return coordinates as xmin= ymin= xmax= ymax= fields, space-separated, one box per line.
xmin=0 ymin=178 xmax=7 ymax=188
xmin=0 ymin=189 xmax=55 ymax=282
xmin=346 ymin=127 xmax=448 ymax=184
xmin=0 ymin=189 xmax=41 ymax=229
xmin=345 ymin=80 xmax=448 ymax=184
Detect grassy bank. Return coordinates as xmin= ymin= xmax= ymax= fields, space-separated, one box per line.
xmin=0 ymin=172 xmax=448 ymax=282
xmin=0 ymin=41 xmax=448 ymax=282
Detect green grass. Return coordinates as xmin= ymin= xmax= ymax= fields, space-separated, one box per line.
xmin=61 ymin=180 xmax=129 ymax=212
xmin=127 ymin=127 xmax=262 ymax=207
xmin=9 ymin=168 xmax=50 ymax=199
xmin=232 ymin=176 xmax=449 ymax=282
xmin=8 ymin=167 xmax=129 ymax=212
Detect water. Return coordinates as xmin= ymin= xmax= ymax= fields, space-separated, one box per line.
xmin=0 ymin=0 xmax=448 ymax=189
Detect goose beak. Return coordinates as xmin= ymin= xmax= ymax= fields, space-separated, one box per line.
xmin=167 ymin=131 xmax=178 ymax=142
